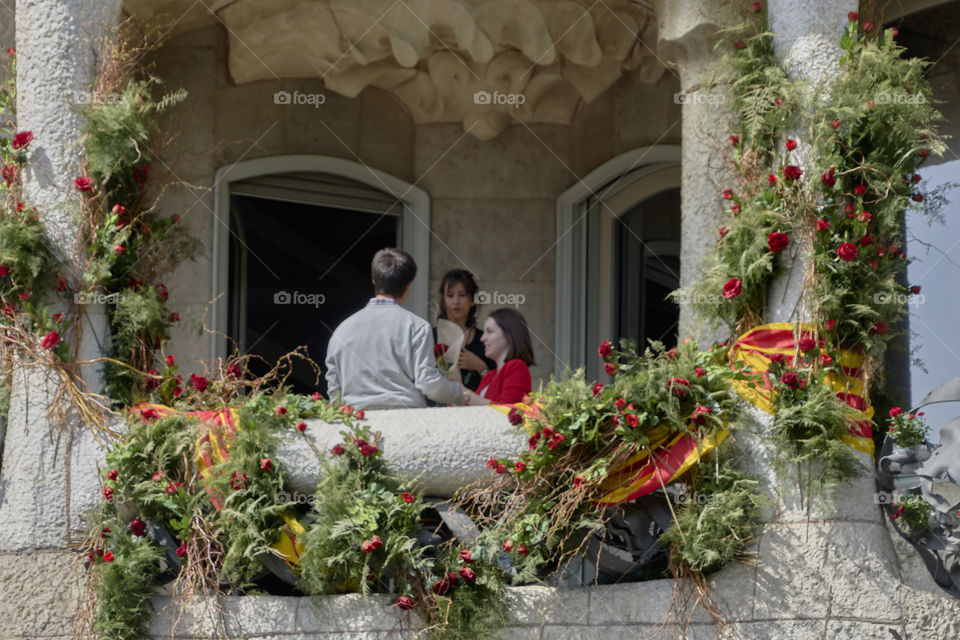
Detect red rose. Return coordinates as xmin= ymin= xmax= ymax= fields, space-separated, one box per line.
xmin=767 ymin=174 xmax=778 ymax=186
xmin=495 ymin=464 xmax=507 ymax=474
xmin=190 ymin=374 xmax=208 ymax=392
xmin=102 ymin=552 xmax=114 ymax=563
xmin=731 ymin=204 xmax=742 ymax=214
xmin=734 ymin=40 xmax=746 ymax=50
xmin=871 ymin=321 xmax=889 ymax=335
xmin=615 ymin=398 xmax=626 ymax=411
xmin=311 ymin=391 xmax=322 ymax=401
xmin=889 ymin=407 xmax=902 ymax=418
xmin=597 ymin=340 xmax=612 ymax=358
xmin=260 ymin=458 xmax=272 ymax=471
xmin=858 ymin=211 xmax=872 ymax=222
xmin=446 ymin=571 xmax=460 ymax=586
xmin=730 ymin=134 xmax=740 ymax=145
xmin=911 ymin=174 xmax=922 ymax=184
xmin=626 ymin=414 xmax=639 ymax=428
xmin=668 ymin=377 xmax=690 ymax=397
xmin=401 ymin=492 xmax=415 ymax=503
xmin=74 ymin=176 xmax=94 ymax=192
xmin=486 ymin=458 xmax=498 ymax=469
xmin=528 ymin=433 xmax=541 ymax=450
xmin=460 ymin=548 xmax=473 ymax=563
xmin=859 ymin=234 xmax=872 ymax=247
xmin=604 ymin=362 xmax=617 ymax=376
xmin=837 ymin=243 xmax=858 ymax=261
xmin=767 ymin=232 xmax=789 ymax=253
xmin=354 ymin=409 xmax=365 ymax=420
xmin=695 ymin=366 xmax=706 ymax=378
xmin=723 ymin=278 xmax=742 ymax=299
xmin=330 ymin=444 xmax=344 ymax=455
xmin=434 ymin=343 xmax=448 ymax=358
xmin=816 ymin=219 xmax=831 ymax=231
xmin=722 ymin=189 xmax=734 ymax=200
xmin=910 ymin=286 xmax=921 ymax=294
xmin=106 ymin=469 xmax=118 ymax=481
xmin=517 ymin=543 xmax=528 ymax=555
xmin=103 ymin=487 xmax=114 ymax=500
xmin=12 ymin=131 xmax=33 ymax=150
xmin=362 ymin=540 xmax=376 ymax=554
xmin=172 ymin=386 xmax=183 ymax=398
xmin=825 ymin=320 xmax=836 ymax=331
xmin=515 ymin=461 xmax=527 ymax=472
xmin=592 ymin=383 xmax=603 ymax=397
xmin=508 ymin=407 xmax=523 ymax=425
xmin=573 ymin=475 xmax=585 ymax=487
xmin=397 ymin=596 xmax=414 ymax=610
xmin=783 ymin=165 xmax=803 ymax=181
xmin=130 ymin=518 xmax=146 ymax=537
xmin=175 ymin=545 xmax=187 ymax=558
xmin=768 ymin=353 xmax=786 ymax=363
xmin=848 ymin=11 xmax=859 ymax=21
xmin=152 ymin=470 xmax=163 ymax=482
xmin=0 ymin=164 xmax=17 ymax=188
xmin=230 ymin=471 xmax=247 ymax=491
xmin=830 ymin=119 xmax=842 ymax=130
xmin=753 ymin=2 xmax=761 ymax=12
xmin=690 ymin=405 xmax=714 ymax=425
xmin=433 ymin=579 xmax=451 ymax=595
xmin=798 ymin=338 xmax=816 ymax=352
xmin=785 ymin=139 xmax=797 ymax=151
xmin=862 ymin=21 xmax=874 ymax=32
xmin=912 ymin=193 xmax=924 ymax=202
xmin=275 ymin=406 xmax=287 ymax=416
xmin=360 ymin=444 xmax=379 ymax=457
xmin=113 ymin=244 xmax=126 ymax=255
xmin=780 ymin=372 xmax=800 ymax=390
xmin=502 ymin=540 xmax=514 ymax=552
xmin=40 ymin=331 xmax=59 ymax=349
xmin=164 ymin=354 xmax=175 ymax=367
xmin=370 ymin=535 xmax=383 ymax=550
xmin=854 ymin=185 xmax=866 ymax=196
xmin=19 ymin=291 xmax=30 ymax=301
xmin=459 ymin=567 xmax=476 ymax=582
xmin=821 ymin=167 xmax=836 ymax=187
xmin=165 ymin=481 xmax=181 ymax=495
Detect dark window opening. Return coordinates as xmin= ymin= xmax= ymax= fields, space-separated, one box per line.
xmin=228 ymin=194 xmax=398 ymax=396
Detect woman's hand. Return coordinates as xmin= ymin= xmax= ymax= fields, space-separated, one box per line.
xmin=458 ymin=349 xmax=487 ymax=372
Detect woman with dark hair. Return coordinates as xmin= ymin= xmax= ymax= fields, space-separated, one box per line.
xmin=434 ymin=269 xmax=496 ymax=390
xmin=462 ymin=308 xmax=535 ymax=405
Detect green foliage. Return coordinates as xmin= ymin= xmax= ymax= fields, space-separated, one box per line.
xmin=766 ymin=356 xmax=864 ymax=484
xmin=659 ymin=450 xmax=764 ymax=573
xmin=892 ymin=494 xmax=932 ymax=533
xmin=77 ymin=78 xmax=186 ymax=205
xmin=104 ymin=286 xmax=171 ymax=404
xmin=0 ymin=212 xmax=58 ymax=301
xmin=91 ymin=526 xmax=164 ymax=640
xmin=886 ymin=409 xmax=929 ymax=447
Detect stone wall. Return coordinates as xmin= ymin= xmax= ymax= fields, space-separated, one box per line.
xmin=155 ymin=23 xmax=681 ymax=387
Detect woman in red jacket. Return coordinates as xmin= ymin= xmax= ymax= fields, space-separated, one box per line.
xmin=462 ymin=308 xmax=535 ymax=405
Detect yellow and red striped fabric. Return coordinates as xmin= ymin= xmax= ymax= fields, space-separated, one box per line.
xmin=488 ymin=400 xmax=729 ymax=506
xmin=130 ymin=404 xmax=307 ymax=566
xmin=729 ymin=322 xmax=875 ymax=455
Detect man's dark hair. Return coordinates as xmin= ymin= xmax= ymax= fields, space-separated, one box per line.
xmin=371 ymin=248 xmax=417 ymax=297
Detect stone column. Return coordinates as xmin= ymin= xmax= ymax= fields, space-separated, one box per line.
xmin=0 ymin=1 xmax=120 ymax=636
xmin=654 ymin=0 xmax=740 ymax=345
xmin=765 ymin=0 xmax=854 ymax=322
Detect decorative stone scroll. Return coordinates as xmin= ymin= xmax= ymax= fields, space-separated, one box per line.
xmin=124 ymin=0 xmax=666 ymax=139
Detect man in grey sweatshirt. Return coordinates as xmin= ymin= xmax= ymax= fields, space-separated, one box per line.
xmin=324 ymin=248 xmax=464 ymax=410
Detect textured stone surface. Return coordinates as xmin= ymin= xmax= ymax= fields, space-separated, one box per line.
xmin=278 ymin=406 xmax=527 ymax=496
xmin=505 ymin=585 xmax=589 ymax=626
xmin=0 ymin=550 xmax=85 ymax=638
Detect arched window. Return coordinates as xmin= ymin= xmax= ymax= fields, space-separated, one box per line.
xmin=556 ymin=147 xmax=681 ymax=380
xmin=212 ymin=156 xmax=430 ymax=394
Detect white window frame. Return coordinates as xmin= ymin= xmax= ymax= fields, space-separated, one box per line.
xmin=211 ymin=155 xmax=431 ymax=361
xmin=555 ymin=146 xmax=682 ymax=378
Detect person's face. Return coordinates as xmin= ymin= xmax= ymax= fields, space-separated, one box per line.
xmin=481 ymin=317 xmax=510 ymax=361
xmin=443 ymin=281 xmax=472 ymax=325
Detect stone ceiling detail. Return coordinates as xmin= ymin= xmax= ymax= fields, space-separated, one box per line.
xmin=124 ymin=0 xmax=665 ymax=139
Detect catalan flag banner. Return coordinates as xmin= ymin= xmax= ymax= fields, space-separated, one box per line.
xmin=488 ymin=400 xmax=731 ymax=507
xmin=728 ymin=322 xmax=875 ymax=456
xmin=130 ymin=404 xmax=307 ymax=567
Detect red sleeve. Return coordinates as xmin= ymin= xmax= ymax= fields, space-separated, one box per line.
xmin=491 ymin=360 xmax=531 ymax=404
xmin=476 ymin=369 xmax=496 ymax=395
